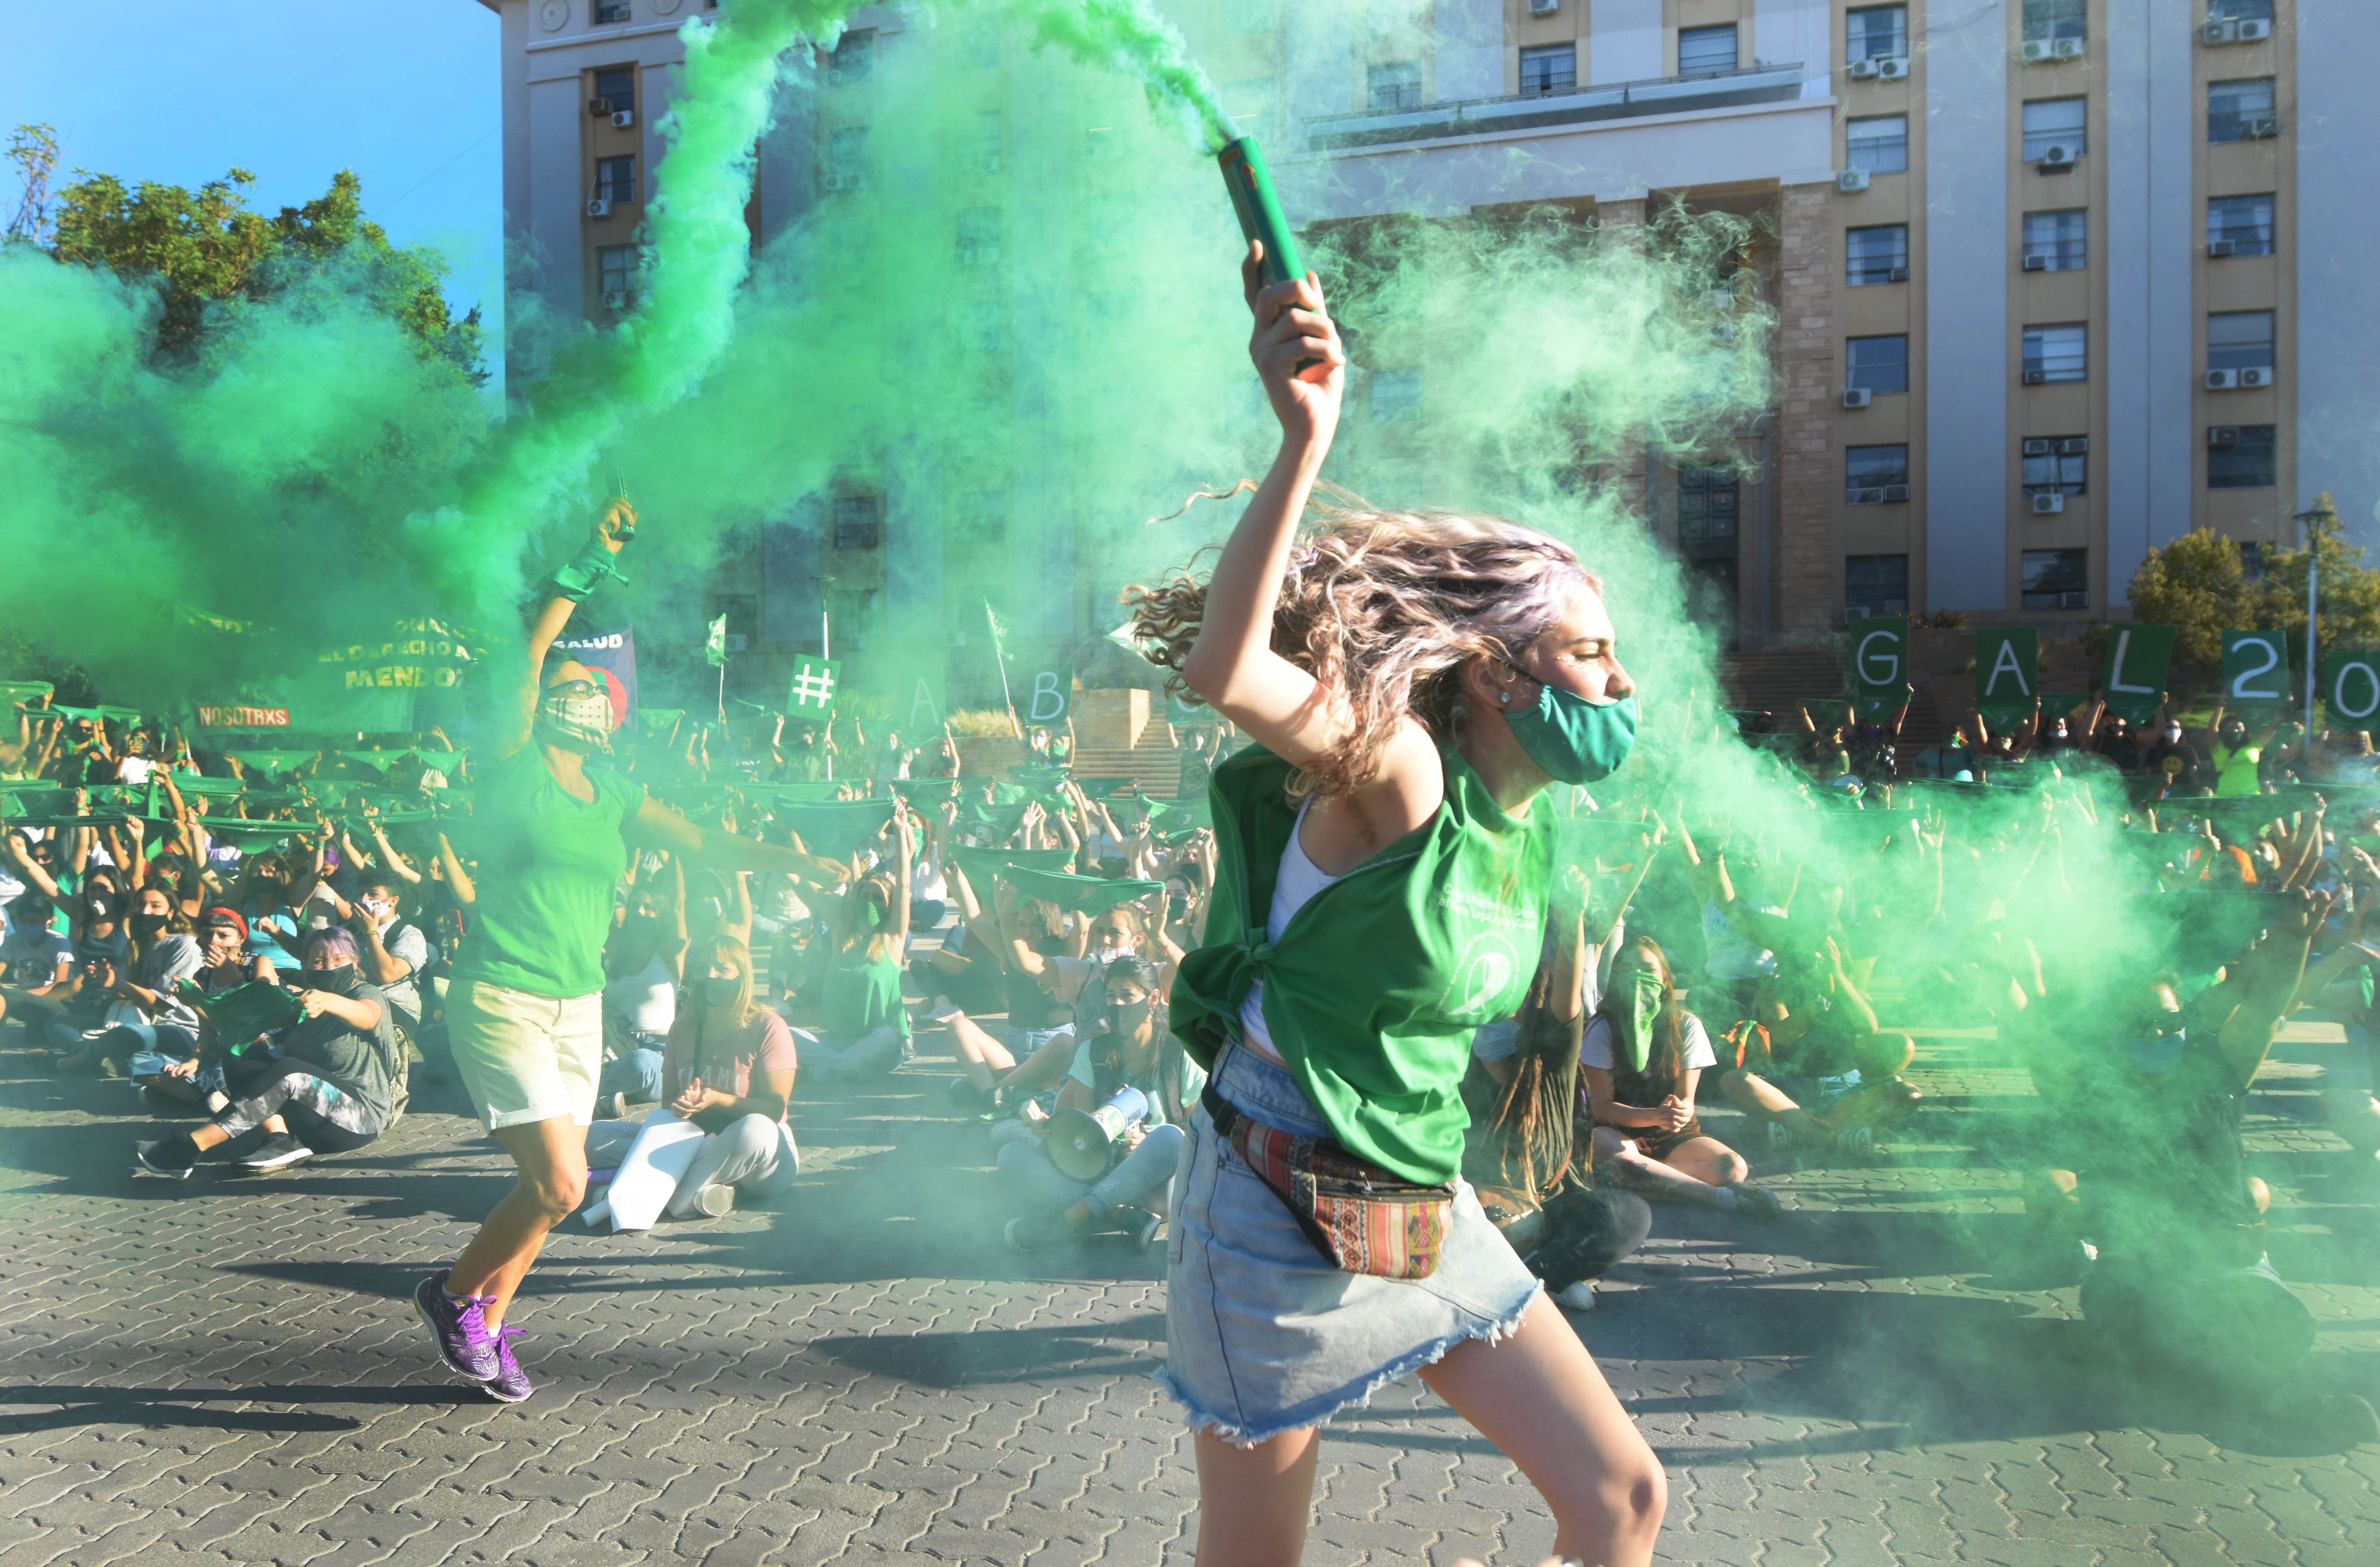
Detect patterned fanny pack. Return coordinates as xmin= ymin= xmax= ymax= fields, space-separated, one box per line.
xmin=1201 ymin=1084 xmax=1454 ymax=1280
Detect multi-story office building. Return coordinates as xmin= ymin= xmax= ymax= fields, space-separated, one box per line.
xmin=483 ymin=0 xmax=2380 ymax=666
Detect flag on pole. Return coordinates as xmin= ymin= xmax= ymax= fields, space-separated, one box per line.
xmin=705 ymin=615 xmax=729 ymax=669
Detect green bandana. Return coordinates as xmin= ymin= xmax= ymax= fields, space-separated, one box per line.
xmin=1624 ymin=966 xmax=1664 ymax=1075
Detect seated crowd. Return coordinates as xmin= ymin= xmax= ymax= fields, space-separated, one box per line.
xmin=5 ymin=682 xmax=2380 ymax=1432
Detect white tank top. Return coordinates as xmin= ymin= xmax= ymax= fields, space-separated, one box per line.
xmin=1236 ymin=800 xmax=1344 ymax=1064
xmin=604 ymin=950 xmax=677 ymax=1035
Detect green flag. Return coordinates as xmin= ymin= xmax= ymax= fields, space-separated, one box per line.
xmin=2221 ymin=629 xmax=2292 ymax=708
xmin=1149 ymin=797 xmax=1211 ymax=835
xmin=2322 ymin=649 xmax=2380 ymax=726
xmin=787 ymin=655 xmax=841 ymax=717
xmin=0 ymin=681 xmax=54 ymax=711
xmin=706 ymin=615 xmax=729 ymax=670
xmin=960 ymin=796 xmax=1035 ymax=838
xmin=169 ymin=774 xmax=248 ymax=797
xmin=339 ymin=751 xmax=401 ymax=773
xmin=230 ymin=750 xmax=320 ymax=776
xmin=1975 ymin=628 xmax=2040 ymax=726
xmin=1019 ymin=664 xmax=1074 ymax=728
xmin=948 ymin=845 xmax=1074 ymax=890
xmin=1846 ymin=618 xmax=1909 ymax=714
xmin=771 ymin=781 xmax=848 ymax=803
xmin=1000 ymin=867 xmax=1163 ymax=915
xmin=2100 ymin=624 xmax=2176 ymax=724
xmin=776 ymin=797 xmax=896 ymax=859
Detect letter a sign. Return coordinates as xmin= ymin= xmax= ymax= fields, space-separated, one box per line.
xmin=1022 ymin=664 xmax=1074 ymax=727
xmin=1975 ymin=628 xmax=2039 ymax=726
xmin=1848 ymin=617 xmax=1909 ymax=713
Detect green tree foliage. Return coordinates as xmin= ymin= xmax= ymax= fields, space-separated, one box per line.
xmin=42 ymin=156 xmax=484 ymax=385
xmin=2128 ymin=526 xmax=2251 ymax=680
xmin=2125 ymin=496 xmax=2380 ymax=686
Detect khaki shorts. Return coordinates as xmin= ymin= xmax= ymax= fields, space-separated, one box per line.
xmin=447 ymin=979 xmax=604 ymax=1132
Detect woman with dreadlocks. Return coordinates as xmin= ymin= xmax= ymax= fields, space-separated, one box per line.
xmin=1126 ymin=246 xmax=1664 ymax=1567
xmin=411 ymin=500 xmax=845 ymax=1403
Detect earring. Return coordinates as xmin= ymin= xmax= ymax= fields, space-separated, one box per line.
xmin=1498 ymin=693 xmax=1510 ymax=706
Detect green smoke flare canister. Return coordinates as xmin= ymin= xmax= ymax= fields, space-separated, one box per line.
xmin=1218 ymin=134 xmax=1304 ymax=285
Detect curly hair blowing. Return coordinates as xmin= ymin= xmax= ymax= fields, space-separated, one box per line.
xmin=1122 ymin=498 xmax=1598 ymax=798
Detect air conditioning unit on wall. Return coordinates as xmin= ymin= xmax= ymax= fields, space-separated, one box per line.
xmin=1877 ymin=58 xmax=1910 ymax=80
xmin=2240 ymin=366 xmax=2274 ymax=388
xmin=612 ymin=109 xmax=635 ymax=129
xmin=1842 ymin=388 xmax=1873 ymax=409
xmin=586 ymin=198 xmax=611 ymax=218
xmin=2238 ymin=20 xmax=2273 ymax=41
xmin=2038 ymin=145 xmax=2078 ymax=169
xmin=1838 ymin=169 xmax=1871 ymax=193
xmin=2032 ymin=492 xmax=2066 ymax=515
xmin=2205 ymin=368 xmax=2240 ymax=390
xmin=1848 ymin=58 xmax=1880 ymax=79
xmin=2052 ymin=39 xmax=2085 ymax=60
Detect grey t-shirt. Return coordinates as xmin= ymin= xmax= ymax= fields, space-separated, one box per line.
xmin=276 ymin=978 xmax=403 ymax=1132
xmin=373 ymin=920 xmax=431 ymax=1025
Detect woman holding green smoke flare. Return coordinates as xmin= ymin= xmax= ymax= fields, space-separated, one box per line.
xmin=411 ymin=498 xmax=846 ymax=1404
xmin=1127 ymin=245 xmax=1665 ymax=1567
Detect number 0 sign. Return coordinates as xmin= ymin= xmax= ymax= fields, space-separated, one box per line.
xmin=2323 ymin=650 xmax=2380 ymax=723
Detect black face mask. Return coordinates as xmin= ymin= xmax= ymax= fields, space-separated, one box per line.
xmin=15 ymin=903 xmax=55 ymax=931
xmin=307 ymin=964 xmax=360 ymax=995
xmin=130 ymin=913 xmax=169 ymax=940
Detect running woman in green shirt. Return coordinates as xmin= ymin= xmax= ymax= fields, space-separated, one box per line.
xmin=413 ymin=498 xmax=844 ymax=1402
xmin=1122 ymin=247 xmax=1664 ymax=1567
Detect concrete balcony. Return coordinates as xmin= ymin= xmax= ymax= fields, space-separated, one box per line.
xmin=1305 ymin=64 xmax=1810 ymax=153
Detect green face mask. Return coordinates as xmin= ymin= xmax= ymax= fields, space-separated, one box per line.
xmin=1504 ymin=679 xmax=1638 ymax=785
xmin=1623 ymin=965 xmax=1664 ymax=1074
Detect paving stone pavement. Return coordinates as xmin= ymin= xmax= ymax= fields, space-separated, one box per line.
xmin=2 ymin=1022 xmax=2377 ymax=1567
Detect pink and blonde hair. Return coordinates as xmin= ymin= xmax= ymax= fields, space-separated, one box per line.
xmin=1124 ymin=500 xmax=1598 ymax=797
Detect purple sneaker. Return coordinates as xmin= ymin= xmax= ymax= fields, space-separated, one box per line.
xmin=483 ymin=1326 xmax=533 ymax=1403
xmin=413 ymin=1269 xmax=499 ymax=1381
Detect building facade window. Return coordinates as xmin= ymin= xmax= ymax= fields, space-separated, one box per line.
xmin=1846 ymin=224 xmax=1910 ymax=286
xmin=1847 ymin=444 xmax=1910 ymax=501
xmin=2022 ymin=0 xmax=2087 ymax=42
xmin=595 ymin=1 xmax=631 ymax=26
xmin=956 ymin=206 xmax=1002 ymax=266
xmin=2022 ymin=208 xmax=2088 ymax=269
xmin=1847 ymin=116 xmax=1910 ymax=173
xmin=827 ymin=127 xmax=869 ymax=190
xmin=2023 ymin=323 xmax=2088 ymax=383
xmin=1370 ymin=368 xmax=1421 ymax=423
xmin=593 ymin=155 xmax=636 ymax=204
xmin=2209 ymin=78 xmax=2277 ymax=142
xmin=1846 ymin=555 xmax=1910 ymax=615
xmin=833 ymin=495 xmax=883 ymax=551
xmin=1520 ymin=44 xmax=1576 ymax=97
xmin=2022 ymin=98 xmax=2087 ymax=159
xmin=2022 ymin=549 xmax=2089 ymax=610
xmin=1225 ymin=0 xmax=1275 ymax=36
xmin=1368 ymin=61 xmax=1422 ymax=110
xmin=597 ymin=244 xmax=636 ymax=307
xmin=2208 ymin=310 xmax=2276 ymax=373
xmin=593 ymin=66 xmax=635 ymax=113
xmin=1678 ymin=25 xmax=1739 ymax=76
xmin=829 ymin=30 xmax=874 ymax=85
xmin=1846 ymin=6 xmax=1908 ymax=61
xmin=2209 ymin=0 xmax=2274 ymax=20
xmin=955 ymin=488 xmax=1008 ymax=543
xmin=2208 ymin=193 xmax=2276 ymax=256
xmin=1848 ymin=335 xmax=1910 ymax=395
xmin=2208 ymin=426 xmax=2278 ymax=488
xmin=2022 ymin=436 xmax=2089 ymax=496
xmin=1678 ymin=467 xmax=1739 ymax=559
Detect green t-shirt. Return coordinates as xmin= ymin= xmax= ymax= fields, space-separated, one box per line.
xmin=453 ymin=747 xmax=645 ymax=999
xmin=821 ymin=944 xmax=909 ymax=1038
xmin=1171 ymin=743 xmax=1554 ymax=1185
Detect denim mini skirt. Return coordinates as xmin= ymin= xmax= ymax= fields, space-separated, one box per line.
xmin=1158 ymin=1041 xmax=1542 ymax=1444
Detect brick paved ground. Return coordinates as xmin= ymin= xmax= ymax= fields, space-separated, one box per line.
xmin=2 ymin=1017 xmax=2377 ymax=1566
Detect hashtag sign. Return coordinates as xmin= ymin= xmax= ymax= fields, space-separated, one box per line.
xmin=787 ymin=655 xmax=841 ymax=714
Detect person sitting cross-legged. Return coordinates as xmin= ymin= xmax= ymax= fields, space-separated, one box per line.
xmin=134 ymin=927 xmax=405 ymax=1177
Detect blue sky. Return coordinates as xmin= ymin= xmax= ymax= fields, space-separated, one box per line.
xmin=2 ymin=0 xmax=504 ymax=375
